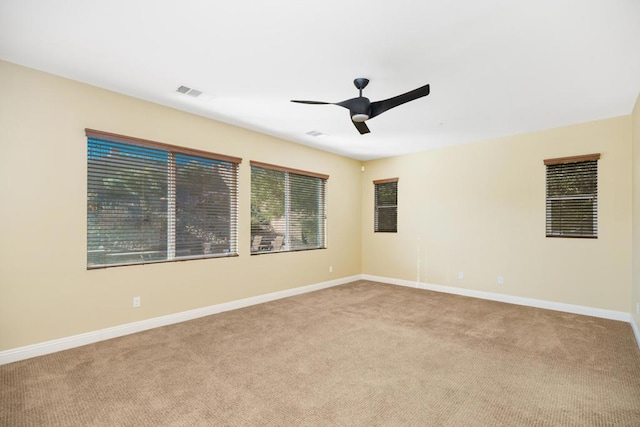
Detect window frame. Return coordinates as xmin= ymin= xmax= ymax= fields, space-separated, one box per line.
xmin=374 ymin=178 xmax=398 ymax=233
xmin=250 ymin=161 xmax=328 ymax=255
xmin=544 ymin=153 xmax=600 ymax=239
xmin=86 ymin=129 xmax=241 ymax=269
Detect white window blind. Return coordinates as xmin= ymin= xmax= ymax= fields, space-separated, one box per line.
xmin=545 ymin=153 xmax=599 ymax=238
xmin=374 ymin=178 xmax=398 ymax=233
xmin=87 ymin=129 xmax=240 ymax=268
xmin=250 ymin=161 xmax=327 ymax=254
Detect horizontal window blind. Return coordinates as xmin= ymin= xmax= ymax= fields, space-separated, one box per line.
xmin=175 ymin=153 xmax=238 ymax=259
xmin=545 ymin=156 xmax=598 ymax=238
xmin=250 ymin=162 xmax=327 ymax=254
xmin=374 ymin=178 xmax=398 ymax=233
xmin=87 ymin=130 xmax=240 ymax=268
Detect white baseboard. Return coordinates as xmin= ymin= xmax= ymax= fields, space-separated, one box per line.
xmin=631 ymin=316 xmax=640 ymax=350
xmin=0 ymin=275 xmax=360 ymax=366
xmin=3 ymin=274 xmax=637 ymax=365
xmin=361 ymin=274 xmax=632 ymax=323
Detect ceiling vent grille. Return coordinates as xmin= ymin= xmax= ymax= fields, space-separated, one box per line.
xmin=176 ymin=85 xmax=202 ymax=98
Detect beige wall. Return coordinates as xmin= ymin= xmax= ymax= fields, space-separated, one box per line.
xmin=0 ymin=59 xmax=636 ymax=353
xmin=632 ymin=93 xmax=640 ymax=327
xmin=362 ymin=117 xmax=632 ymax=312
xmin=0 ymin=61 xmax=362 ymax=350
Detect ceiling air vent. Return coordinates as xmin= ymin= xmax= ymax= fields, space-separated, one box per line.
xmin=176 ymin=85 xmax=202 ymax=98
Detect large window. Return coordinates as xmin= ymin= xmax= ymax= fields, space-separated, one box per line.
xmin=374 ymin=178 xmax=398 ymax=233
xmin=87 ymin=129 xmax=240 ymax=268
xmin=250 ymin=161 xmax=327 ymax=254
xmin=545 ymin=153 xmax=599 ymax=238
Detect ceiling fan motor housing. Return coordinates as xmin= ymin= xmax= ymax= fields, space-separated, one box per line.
xmin=340 ymin=97 xmax=371 ymax=121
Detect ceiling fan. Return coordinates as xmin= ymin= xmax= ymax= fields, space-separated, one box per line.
xmin=291 ymin=78 xmax=430 ymax=134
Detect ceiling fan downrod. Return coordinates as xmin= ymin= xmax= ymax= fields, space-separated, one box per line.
xmin=353 ymin=78 xmax=369 ymax=97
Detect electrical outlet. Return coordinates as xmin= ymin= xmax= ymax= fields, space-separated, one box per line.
xmin=329 ymin=266 xmax=333 ymax=273
xmin=133 ymin=296 xmax=141 ymax=308
xmin=458 ymin=272 xmax=464 ymax=280
xmin=497 ymin=276 xmax=504 ymax=285
xmin=637 ymin=302 xmax=640 ymax=315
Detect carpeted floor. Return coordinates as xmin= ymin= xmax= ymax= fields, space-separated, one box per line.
xmin=1 ymin=280 xmax=640 ymax=426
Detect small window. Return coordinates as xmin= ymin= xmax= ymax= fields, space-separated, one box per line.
xmin=374 ymin=178 xmax=398 ymax=233
xmin=544 ymin=153 xmax=600 ymax=238
xmin=250 ymin=161 xmax=327 ymax=254
xmin=86 ymin=129 xmax=241 ymax=268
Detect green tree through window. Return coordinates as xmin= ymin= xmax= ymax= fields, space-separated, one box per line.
xmin=374 ymin=179 xmax=398 ymax=232
xmin=545 ymin=154 xmax=599 ymax=238
xmin=87 ymin=131 xmax=240 ymax=268
xmin=250 ymin=162 xmax=327 ymax=253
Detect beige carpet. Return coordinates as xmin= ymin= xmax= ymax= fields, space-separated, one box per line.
xmin=2 ymin=280 xmax=640 ymax=426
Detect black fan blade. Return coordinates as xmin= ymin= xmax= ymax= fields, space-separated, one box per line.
xmin=352 ymin=120 xmax=370 ymax=134
xmin=290 ymin=100 xmax=331 ymax=104
xmin=369 ymin=84 xmax=430 ymax=118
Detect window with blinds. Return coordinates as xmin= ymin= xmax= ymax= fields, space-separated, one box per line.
xmin=544 ymin=153 xmax=599 ymax=238
xmin=250 ymin=161 xmax=327 ymax=254
xmin=374 ymin=178 xmax=398 ymax=233
xmin=87 ymin=129 xmax=240 ymax=268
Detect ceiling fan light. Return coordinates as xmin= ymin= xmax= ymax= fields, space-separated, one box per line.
xmin=351 ymin=113 xmax=369 ymax=122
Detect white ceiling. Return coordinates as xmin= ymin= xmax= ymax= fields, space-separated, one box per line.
xmin=1 ymin=0 xmax=639 ymax=160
